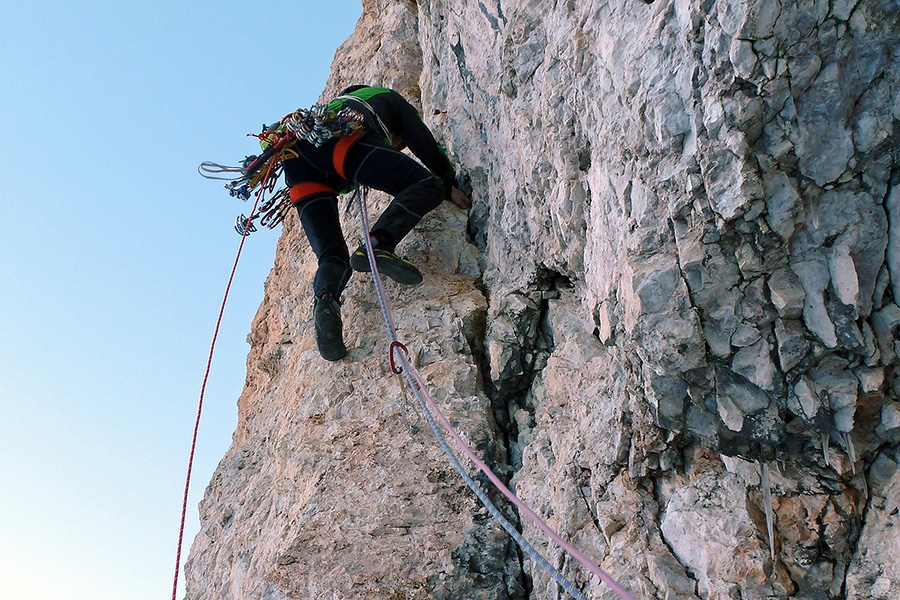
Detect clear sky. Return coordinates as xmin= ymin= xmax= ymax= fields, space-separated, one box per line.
xmin=0 ymin=1 xmax=361 ymax=598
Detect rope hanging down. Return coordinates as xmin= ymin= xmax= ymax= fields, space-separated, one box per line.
xmin=354 ymin=187 xmax=637 ymax=600
xmin=176 ymin=105 xmax=366 ymax=598
xmin=171 ymin=157 xmax=279 ymax=600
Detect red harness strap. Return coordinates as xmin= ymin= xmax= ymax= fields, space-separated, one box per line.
xmin=333 ymin=132 xmax=364 ymax=179
xmin=290 ymin=182 xmax=338 ymax=204
xmin=289 ymin=133 xmax=365 ymax=204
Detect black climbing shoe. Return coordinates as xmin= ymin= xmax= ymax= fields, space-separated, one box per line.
xmin=314 ymin=294 xmax=347 ymax=361
xmin=349 ymin=245 xmax=423 ymax=286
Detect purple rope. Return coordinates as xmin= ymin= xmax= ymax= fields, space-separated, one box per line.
xmin=355 ymin=187 xmax=637 ymax=600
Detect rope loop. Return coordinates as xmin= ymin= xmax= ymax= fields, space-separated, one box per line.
xmin=389 ymin=341 xmax=408 ymax=374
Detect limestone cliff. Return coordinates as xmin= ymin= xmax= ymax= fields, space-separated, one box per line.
xmin=185 ymin=0 xmax=900 ymax=598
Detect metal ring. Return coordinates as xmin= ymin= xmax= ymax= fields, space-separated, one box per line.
xmin=389 ymin=341 xmax=408 ymax=374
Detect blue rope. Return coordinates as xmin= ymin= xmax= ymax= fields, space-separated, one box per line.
xmin=355 ymin=187 xmax=590 ymax=600
xmin=400 ymin=364 xmax=589 ymax=600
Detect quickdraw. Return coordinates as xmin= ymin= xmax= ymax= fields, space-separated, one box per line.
xmin=233 ymin=186 xmax=293 ymax=235
xmin=389 ymin=341 xmax=409 ymax=374
xmin=199 ymin=122 xmax=297 ymax=235
xmin=285 ymin=103 xmax=367 ymax=148
xmin=199 ymin=104 xmax=369 ymax=236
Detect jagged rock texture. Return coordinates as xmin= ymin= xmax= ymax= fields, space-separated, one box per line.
xmin=185 ymin=0 xmax=900 ymax=598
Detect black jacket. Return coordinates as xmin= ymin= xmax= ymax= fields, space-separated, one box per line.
xmin=328 ymin=86 xmax=457 ymax=190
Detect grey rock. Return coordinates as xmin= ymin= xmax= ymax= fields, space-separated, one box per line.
xmin=647 ymin=373 xmax=689 ymax=430
xmin=829 ymin=243 xmax=860 ymax=313
xmin=731 ymin=324 xmax=761 ymax=347
xmin=791 ymin=253 xmax=838 ymax=348
xmin=732 ymin=338 xmax=777 ymax=391
xmin=856 ymin=367 xmax=885 ymax=395
xmin=717 ymin=391 xmax=745 ymax=432
xmin=872 ymin=302 xmax=900 ymax=364
xmin=879 ymin=404 xmax=900 ymax=439
xmin=763 ymin=169 xmax=802 ymax=241
xmin=816 ymin=189 xmax=888 ymax=319
xmin=729 ymin=38 xmax=758 ymax=79
xmin=795 ymin=63 xmax=855 ymax=185
xmin=792 ymin=376 xmax=821 ymax=420
xmin=768 ymin=266 xmax=806 ymax=319
xmin=807 ymin=357 xmax=860 ymax=433
xmin=633 ymin=262 xmax=681 ymax=315
xmin=853 ymin=78 xmax=894 ymax=153
xmin=775 ymin=318 xmax=810 ymax=372
xmin=846 ymin=454 xmax=900 ymax=599
xmin=715 ymin=365 xmax=772 ymax=438
xmin=860 ymin=320 xmax=881 ymax=366
xmin=886 ymin=186 xmax=900 ymax=304
xmin=186 ymin=0 xmax=900 ymax=597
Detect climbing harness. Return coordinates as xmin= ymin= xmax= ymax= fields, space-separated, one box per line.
xmin=353 ymin=186 xmax=637 ymax=600
xmin=198 ymin=104 xmax=368 ymax=235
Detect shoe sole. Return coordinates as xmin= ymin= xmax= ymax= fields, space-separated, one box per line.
xmin=349 ymin=249 xmax=423 ymax=286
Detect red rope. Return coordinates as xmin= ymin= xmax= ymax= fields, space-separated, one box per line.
xmin=171 ymin=162 xmax=274 ymax=600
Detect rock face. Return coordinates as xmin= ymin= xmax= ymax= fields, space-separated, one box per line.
xmin=185 ymin=0 xmax=900 ymax=598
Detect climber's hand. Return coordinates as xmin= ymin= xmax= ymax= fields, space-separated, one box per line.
xmin=450 ymin=187 xmax=472 ymax=210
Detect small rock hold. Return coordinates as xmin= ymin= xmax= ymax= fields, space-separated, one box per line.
xmin=856 ymin=367 xmax=885 ymax=394
xmin=768 ymin=267 xmax=805 ymax=319
xmin=729 ymin=39 xmax=758 ymax=79
xmin=793 ymin=256 xmax=838 ymax=348
xmin=828 ymin=245 xmax=860 ymax=312
xmin=806 ymin=358 xmax=859 ymax=432
xmin=775 ymin=318 xmax=810 ymax=372
xmin=732 ymin=338 xmax=777 ymax=391
xmin=718 ymin=392 xmax=746 ymax=432
xmin=872 ymin=303 xmax=900 ymax=363
xmin=731 ymin=324 xmax=761 ymax=347
xmin=795 ymin=377 xmax=821 ymax=420
xmin=880 ymin=403 xmax=900 ymax=432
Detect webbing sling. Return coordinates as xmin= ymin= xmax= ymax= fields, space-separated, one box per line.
xmin=333 ymin=132 xmax=364 ymax=180
xmin=290 ymin=182 xmax=338 ymax=204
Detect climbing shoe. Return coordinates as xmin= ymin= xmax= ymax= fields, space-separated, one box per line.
xmin=314 ymin=293 xmax=347 ymax=361
xmin=349 ymin=245 xmax=423 ymax=286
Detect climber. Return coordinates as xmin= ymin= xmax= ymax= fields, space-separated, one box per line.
xmin=281 ymin=85 xmax=471 ymax=361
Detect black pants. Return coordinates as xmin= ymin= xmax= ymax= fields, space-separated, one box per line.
xmin=282 ymin=133 xmax=445 ymax=298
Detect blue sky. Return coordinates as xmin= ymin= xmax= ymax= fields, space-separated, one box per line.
xmin=0 ymin=1 xmax=361 ymax=598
